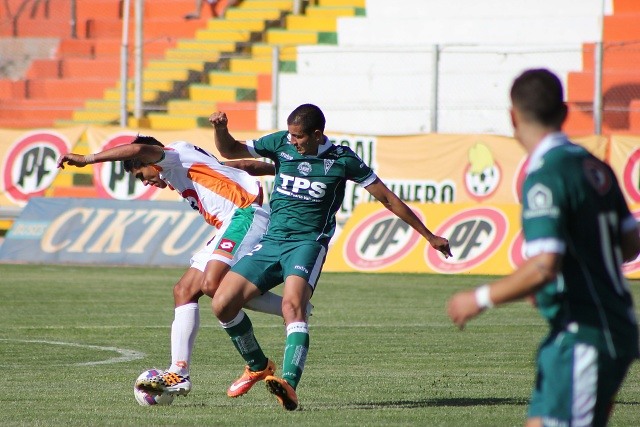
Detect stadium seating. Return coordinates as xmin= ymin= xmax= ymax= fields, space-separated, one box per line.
xmin=0 ymin=0 xmax=205 ymax=128
xmin=272 ymin=0 xmax=608 ymax=135
xmin=145 ymin=0 xmax=364 ymax=131
xmin=1 ymin=0 xmax=639 ymax=135
xmin=565 ymin=0 xmax=640 ymax=134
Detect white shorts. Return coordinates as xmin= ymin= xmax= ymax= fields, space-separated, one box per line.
xmin=190 ymin=205 xmax=268 ymax=272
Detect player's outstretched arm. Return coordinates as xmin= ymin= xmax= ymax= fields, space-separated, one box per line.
xmin=57 ymin=144 xmax=163 ymax=169
xmin=365 ymin=178 xmax=452 ymax=258
xmin=447 ymin=251 xmax=559 ymax=329
xmin=209 ymin=111 xmax=252 ymax=160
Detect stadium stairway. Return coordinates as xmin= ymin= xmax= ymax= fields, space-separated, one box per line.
xmin=564 ymin=0 xmax=640 ymax=135
xmin=56 ymin=0 xmax=294 ymax=129
xmin=144 ymin=0 xmax=365 ymax=131
xmin=0 ymin=0 xmax=207 ymax=129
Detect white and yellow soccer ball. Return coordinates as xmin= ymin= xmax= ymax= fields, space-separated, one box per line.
xmin=133 ymin=369 xmax=175 ymax=406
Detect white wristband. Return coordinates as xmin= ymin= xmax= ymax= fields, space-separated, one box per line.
xmin=84 ymin=154 xmax=95 ymax=164
xmin=475 ymin=284 xmax=494 ymax=309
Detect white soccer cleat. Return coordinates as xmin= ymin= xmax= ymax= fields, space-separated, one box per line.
xmin=135 ymin=371 xmax=192 ymax=396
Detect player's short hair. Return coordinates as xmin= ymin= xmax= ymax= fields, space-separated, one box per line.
xmin=123 ymin=134 xmax=164 ymax=172
xmin=287 ymin=103 xmax=326 ymax=135
xmin=510 ymin=69 xmax=567 ymax=128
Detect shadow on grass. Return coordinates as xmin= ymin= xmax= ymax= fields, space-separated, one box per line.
xmin=349 ymin=397 xmax=527 ymax=409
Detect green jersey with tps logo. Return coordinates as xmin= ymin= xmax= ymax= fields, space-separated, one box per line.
xmin=247 ymin=130 xmax=376 ymax=243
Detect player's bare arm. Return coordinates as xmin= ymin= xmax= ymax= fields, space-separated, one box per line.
xmin=57 ymin=144 xmax=164 ymax=169
xmin=225 ymin=160 xmax=275 ymax=176
xmin=447 ymin=251 xmax=560 ymax=329
xmin=209 ymin=111 xmax=252 ymax=159
xmin=365 ymin=178 xmax=452 ymax=258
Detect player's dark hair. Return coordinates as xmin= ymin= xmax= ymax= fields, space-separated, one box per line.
xmin=510 ymin=68 xmax=567 ymax=129
xmin=287 ymin=103 xmax=326 ymax=135
xmin=122 ymin=134 xmax=164 ymax=172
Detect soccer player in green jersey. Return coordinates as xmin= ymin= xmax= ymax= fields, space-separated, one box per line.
xmin=208 ymin=104 xmax=452 ymax=410
xmin=447 ymin=69 xmax=640 ymax=427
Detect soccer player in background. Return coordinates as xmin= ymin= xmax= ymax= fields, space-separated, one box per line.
xmin=57 ymin=135 xmax=306 ymax=398
xmin=447 ymin=69 xmax=640 ymax=427
xmin=208 ymin=104 xmax=452 ymax=410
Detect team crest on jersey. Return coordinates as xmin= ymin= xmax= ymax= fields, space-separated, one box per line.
xmin=523 ymin=183 xmax=559 ymax=219
xmin=324 ymin=159 xmax=335 ymax=174
xmin=298 ymin=162 xmax=312 ymax=176
xmin=583 ymin=158 xmax=611 ymax=195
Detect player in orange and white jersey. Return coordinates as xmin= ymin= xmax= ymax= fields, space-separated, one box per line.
xmin=57 ymin=134 xmax=304 ymax=398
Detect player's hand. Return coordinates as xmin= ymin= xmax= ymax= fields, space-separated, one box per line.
xmin=56 ymin=153 xmax=88 ymax=169
xmin=209 ymin=111 xmax=228 ymax=129
xmin=429 ymin=235 xmax=452 ymax=258
xmin=447 ymin=290 xmax=483 ymax=330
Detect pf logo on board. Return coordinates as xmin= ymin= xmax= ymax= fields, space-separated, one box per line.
xmin=343 ymin=208 xmax=423 ymax=270
xmin=2 ymin=132 xmax=70 ymax=204
xmin=426 ymin=207 xmax=507 ymax=273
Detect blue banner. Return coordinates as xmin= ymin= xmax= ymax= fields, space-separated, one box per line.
xmin=0 ymin=198 xmax=215 ymax=266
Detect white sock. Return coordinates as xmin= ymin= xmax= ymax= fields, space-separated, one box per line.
xmin=168 ymin=303 xmax=199 ymax=376
xmin=243 ymin=291 xmax=283 ymax=316
xmin=243 ymin=292 xmax=314 ymax=320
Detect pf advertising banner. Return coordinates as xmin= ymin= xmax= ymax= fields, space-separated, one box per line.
xmin=325 ymin=201 xmax=640 ymax=278
xmin=0 ymin=197 xmax=215 ymax=266
xmin=324 ymin=202 xmax=524 ymax=275
xmin=0 ymin=126 xmax=86 ymax=207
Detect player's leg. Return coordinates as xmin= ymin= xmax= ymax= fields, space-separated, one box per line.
xmin=214 ymin=268 xmax=276 ymax=397
xmin=213 ymin=237 xmax=284 ymax=397
xmin=184 ymin=0 xmax=204 ymax=19
xmin=136 ymin=267 xmax=203 ymax=396
xmin=527 ymin=335 xmax=619 ymax=427
xmin=265 ymin=240 xmax=326 ymax=410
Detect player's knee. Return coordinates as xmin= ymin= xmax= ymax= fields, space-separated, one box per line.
xmin=201 ymin=276 xmax=220 ymax=298
xmin=212 ymin=292 xmax=232 ymax=319
xmin=281 ymin=297 xmax=305 ymax=322
xmin=173 ymin=280 xmax=201 ymax=304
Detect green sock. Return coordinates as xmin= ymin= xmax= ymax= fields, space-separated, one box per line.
xmin=281 ymin=322 xmax=309 ymax=389
xmin=221 ymin=311 xmax=267 ymax=371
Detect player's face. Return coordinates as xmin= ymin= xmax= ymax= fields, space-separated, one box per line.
xmin=130 ymin=165 xmax=167 ymax=188
xmin=288 ymin=124 xmax=321 ymax=156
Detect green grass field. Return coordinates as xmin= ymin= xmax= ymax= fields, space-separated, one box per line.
xmin=1 ymin=264 xmax=639 ymax=426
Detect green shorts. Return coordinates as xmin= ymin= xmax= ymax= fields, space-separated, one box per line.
xmin=230 ymin=236 xmax=328 ymax=293
xmin=527 ymin=329 xmax=633 ymax=426
xmin=190 ymin=206 xmax=268 ymax=271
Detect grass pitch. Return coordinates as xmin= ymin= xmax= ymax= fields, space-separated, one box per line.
xmin=1 ymin=264 xmax=638 ymax=426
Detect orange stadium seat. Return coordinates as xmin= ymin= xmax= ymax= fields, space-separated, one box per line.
xmin=0 ymin=0 xmax=205 ymax=128
xmin=564 ymin=0 xmax=640 ymax=134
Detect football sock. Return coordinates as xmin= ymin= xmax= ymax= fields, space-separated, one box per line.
xmin=220 ymin=310 xmax=268 ymax=371
xmin=281 ymin=322 xmax=309 ymax=389
xmin=243 ymin=291 xmax=282 ymax=317
xmin=169 ymin=303 xmax=199 ymax=376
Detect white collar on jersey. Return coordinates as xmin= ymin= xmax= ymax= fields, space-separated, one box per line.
xmin=526 ymin=132 xmax=569 ymax=174
xmin=316 ymin=136 xmax=332 ymax=156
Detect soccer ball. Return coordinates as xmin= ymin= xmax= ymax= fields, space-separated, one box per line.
xmin=133 ymin=369 xmax=175 ymax=406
